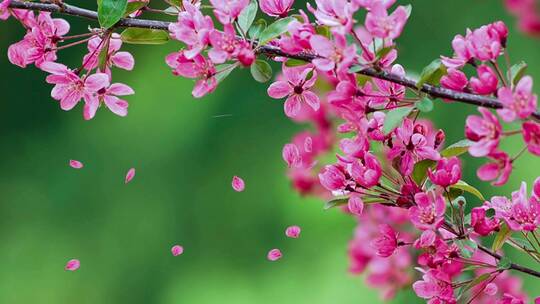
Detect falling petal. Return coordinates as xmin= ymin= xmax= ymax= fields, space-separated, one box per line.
xmin=69 ymin=160 xmax=83 ymax=169
xmin=171 ymin=245 xmax=184 ymax=256
xmin=65 ymin=259 xmax=80 ymax=271
xmin=267 ymin=249 xmax=282 ymax=261
xmin=285 ymin=225 xmax=301 ymax=238
xmin=232 ymin=176 xmax=245 ymax=192
xmin=125 ymin=168 xmax=136 ymax=184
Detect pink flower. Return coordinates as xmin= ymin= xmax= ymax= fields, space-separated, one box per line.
xmin=278 ymin=12 xmax=316 ymax=55
xmin=285 ymin=225 xmax=301 ymax=238
xmin=41 ymin=62 xmax=109 ymax=112
xmin=428 ymin=157 xmax=461 ymax=188
xmin=497 ymin=76 xmax=538 ymax=122
xmin=83 ymin=82 xmax=133 ymax=120
xmin=365 ymin=3 xmax=409 ymax=39
xmin=409 ymin=190 xmax=446 ymax=231
xmin=465 ymin=107 xmax=502 ymax=157
xmin=65 ymin=259 xmax=80 ymax=271
xmin=208 ymin=24 xmax=254 ymax=66
xmin=350 ymin=152 xmax=382 ymax=188
xmin=469 ymin=24 xmax=502 ymax=61
xmin=318 ymin=164 xmax=347 ymax=192
xmin=282 ymin=143 xmax=302 ymax=168
xmin=82 ymin=35 xmax=135 ymax=73
xmin=304 ymin=136 xmax=313 ymax=153
xmin=387 ymin=118 xmax=440 ymax=175
xmin=209 ymin=0 xmax=249 ymax=24
xmin=534 ymin=177 xmax=540 ymax=199
xmin=169 ymin=0 xmax=214 ymax=59
xmin=477 ymin=150 xmax=512 ymax=186
xmin=507 ymin=183 xmax=540 ymax=231
xmin=471 ymin=207 xmax=499 ymax=236
xmin=440 ymin=68 xmax=468 ymax=92
xmin=69 ymin=160 xmax=84 ymax=169
xmin=0 ymin=0 xmax=11 ymax=20
xmin=267 ymin=249 xmax=282 ymax=261
xmin=307 ymin=0 xmax=355 ymax=32
xmin=470 ymin=65 xmax=499 ymax=95
xmin=232 ymin=175 xmax=245 ymax=192
xmin=371 ymin=224 xmax=398 ymax=257
xmin=523 ymin=121 xmax=540 ymax=156
xmin=171 ymin=245 xmax=184 ymax=256
xmin=165 ymin=51 xmax=217 ymax=98
xmin=413 ymin=270 xmax=456 ymax=304
xmin=348 ymin=194 xmax=364 ymax=215
xmin=309 ymin=32 xmax=356 ymax=73
xmin=260 ymin=0 xmax=294 ymax=17
xmin=267 ymin=65 xmax=319 ymax=117
xmin=354 ymin=0 xmax=396 ymax=9
xmin=125 ymin=168 xmax=136 ymax=184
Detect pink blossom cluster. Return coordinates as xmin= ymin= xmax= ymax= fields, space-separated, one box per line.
xmin=504 ymin=0 xmax=540 ymax=36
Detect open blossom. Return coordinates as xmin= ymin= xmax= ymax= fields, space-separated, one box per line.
xmin=318 ymin=164 xmax=348 ymax=192
xmin=309 ymin=32 xmax=356 ymax=73
xmin=65 ymin=259 xmax=80 ymax=271
xmin=285 ymin=225 xmax=301 ymax=238
xmin=267 ymin=65 xmax=319 ymax=118
xmin=169 ymin=0 xmax=214 ymax=59
xmin=497 ymin=76 xmax=538 ymax=122
xmin=307 ymin=0 xmax=355 ymax=32
xmin=487 ymin=182 xmax=540 ymax=232
xmin=209 ymin=0 xmax=249 ymax=24
xmin=208 ymin=24 xmax=254 ymax=66
xmin=267 ymin=249 xmax=282 ymax=261
xmin=84 ymin=82 xmax=134 ymax=120
xmin=428 ymin=157 xmax=461 ymax=188
xmin=409 ymin=190 xmax=446 ymax=231
xmin=279 ymin=11 xmax=316 ymax=54
xmin=365 ymin=3 xmax=409 ymax=39
xmin=350 ymin=152 xmax=382 ymax=188
xmin=282 ymin=143 xmax=302 ymax=168
xmin=371 ymin=224 xmax=398 ymax=257
xmin=465 ymin=107 xmax=502 ymax=157
xmin=470 ymin=65 xmax=498 ymax=95
xmin=82 ymin=35 xmax=135 ymax=73
xmin=468 ymin=24 xmax=503 ymax=61
xmin=166 ymin=51 xmax=217 ymax=98
xmin=523 ymin=121 xmax=540 ymax=156
xmin=387 ymin=118 xmax=440 ymax=175
xmin=40 ymin=62 xmax=109 ymax=112
xmin=260 ymin=0 xmax=294 ymax=17
xmin=471 ymin=207 xmax=499 ymax=236
xmin=477 ymin=150 xmax=512 ymax=186
xmin=348 ymin=194 xmax=364 ymax=215
xmin=413 ymin=269 xmax=456 ymax=304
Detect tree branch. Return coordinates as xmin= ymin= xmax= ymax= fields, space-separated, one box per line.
xmin=7 ymin=0 xmax=540 ymax=122
xmin=478 ymin=244 xmax=540 ymax=278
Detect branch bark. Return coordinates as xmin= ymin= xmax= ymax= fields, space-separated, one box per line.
xmin=6 ymin=0 xmax=540 ymax=120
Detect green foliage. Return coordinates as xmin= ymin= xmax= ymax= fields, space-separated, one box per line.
xmin=97 ymin=0 xmax=128 ymax=29
xmin=248 ymin=19 xmax=266 ymax=39
xmin=238 ymin=0 xmax=258 ymax=34
xmin=324 ymin=198 xmax=348 ymax=210
xmin=383 ymin=107 xmax=413 ymax=134
xmin=124 ymin=1 xmax=147 ymax=16
xmin=215 ymin=64 xmax=238 ymax=83
xmin=416 ymin=59 xmax=447 ymax=89
xmin=450 ymin=180 xmax=485 ymax=201
xmin=120 ymin=28 xmax=170 ymax=45
xmin=250 ymin=60 xmax=273 ymax=83
xmin=416 ymin=97 xmax=434 ymax=112
xmin=492 ymin=223 xmax=511 ymax=251
xmin=508 ymin=61 xmax=527 ymax=86
xmin=258 ymin=17 xmax=295 ymax=45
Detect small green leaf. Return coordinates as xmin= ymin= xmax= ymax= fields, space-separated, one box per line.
xmin=248 ymin=19 xmax=266 ymax=40
xmin=456 ymin=239 xmax=474 ymax=258
xmin=97 ymin=35 xmax=111 ymax=71
xmin=124 ymin=1 xmax=147 ymax=16
xmin=348 ymin=65 xmax=364 ymax=73
xmin=508 ymin=61 xmax=527 ymax=86
xmin=416 ymin=97 xmax=434 ymax=112
xmin=412 ymin=159 xmax=436 ymax=185
xmin=215 ymin=64 xmax=237 ymax=84
xmin=383 ymin=107 xmax=413 ymax=134
xmin=324 ymin=198 xmax=348 ymax=210
xmin=250 ymin=59 xmax=273 ymax=83
xmin=285 ymin=59 xmax=309 ymax=67
xmin=315 ymin=25 xmax=331 ymax=38
xmin=120 ymin=28 xmax=169 ymax=44
xmin=98 ymin=0 xmax=128 ymax=29
xmin=450 ymin=180 xmax=485 ymax=201
xmin=497 ymin=256 xmax=512 ymax=270
xmin=416 ymin=59 xmax=447 ymax=89
xmin=258 ymin=17 xmax=295 ymax=45
xmin=492 ymin=223 xmax=511 ymax=251
xmin=440 ymin=139 xmax=474 ymax=157
xmin=376 ymin=46 xmax=394 ymax=59
xmin=167 ymin=0 xmax=182 ymax=6
xmin=238 ymin=0 xmax=258 ymax=34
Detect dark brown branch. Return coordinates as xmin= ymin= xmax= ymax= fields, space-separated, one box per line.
xmin=478 ymin=244 xmax=540 ymax=278
xmin=6 ymin=0 xmax=540 ymax=121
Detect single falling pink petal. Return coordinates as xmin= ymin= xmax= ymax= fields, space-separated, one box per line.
xmin=285 ymin=225 xmax=301 ymax=238
xmin=171 ymin=245 xmax=184 ymax=256
xmin=65 ymin=259 xmax=80 ymax=271
xmin=125 ymin=168 xmax=136 ymax=184
xmin=69 ymin=160 xmax=84 ymax=169
xmin=267 ymin=249 xmax=282 ymax=261
xmin=231 ymin=176 xmax=245 ymax=192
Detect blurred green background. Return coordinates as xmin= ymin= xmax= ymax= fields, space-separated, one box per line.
xmin=0 ymin=0 xmax=539 ymax=303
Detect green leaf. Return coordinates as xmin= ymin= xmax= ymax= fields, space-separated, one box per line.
xmin=97 ymin=0 xmax=128 ymax=29
xmin=403 ymin=4 xmax=412 ymax=18
xmin=238 ymin=0 xmax=258 ymax=34
xmin=383 ymin=107 xmax=413 ymax=134
xmin=460 ymin=273 xmax=491 ymax=296
xmin=508 ymin=61 xmax=527 ymax=86
xmin=248 ymin=19 xmax=266 ymax=40
xmin=416 ymin=97 xmax=434 ymax=112
xmin=416 ymin=59 xmax=447 ymax=89
xmin=456 ymin=239 xmax=474 ymax=258
xmin=258 ymin=17 xmax=295 ymax=45
xmin=497 ymin=256 xmax=512 ymax=270
xmin=324 ymin=198 xmax=348 ymax=210
xmin=348 ymin=65 xmax=364 ymax=73
xmin=440 ymin=139 xmax=474 ymax=157
xmin=492 ymin=223 xmax=511 ymax=251
xmin=315 ymin=25 xmax=331 ymax=38
xmin=215 ymin=64 xmax=237 ymax=84
xmin=120 ymin=28 xmax=169 ymax=44
xmin=450 ymin=180 xmax=485 ymax=201
xmin=167 ymin=0 xmax=182 ymax=6
xmin=376 ymin=46 xmax=394 ymax=59
xmin=97 ymin=35 xmax=111 ymax=71
xmin=250 ymin=59 xmax=273 ymax=83
xmin=285 ymin=59 xmax=309 ymax=67
xmin=412 ymin=159 xmax=436 ymax=185
xmin=124 ymin=1 xmax=147 ymax=16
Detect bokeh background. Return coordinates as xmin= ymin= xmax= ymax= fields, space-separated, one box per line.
xmin=0 ymin=0 xmax=539 ymax=303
